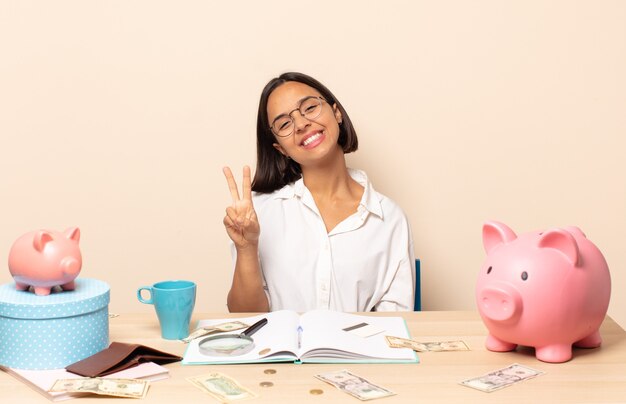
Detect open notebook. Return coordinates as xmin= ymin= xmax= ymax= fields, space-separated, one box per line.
xmin=183 ymin=310 xmax=418 ymax=365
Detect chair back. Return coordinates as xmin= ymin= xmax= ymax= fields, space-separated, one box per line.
xmin=414 ymin=259 xmax=421 ymax=311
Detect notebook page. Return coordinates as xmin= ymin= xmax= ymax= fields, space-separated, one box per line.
xmin=298 ymin=310 xmax=415 ymax=361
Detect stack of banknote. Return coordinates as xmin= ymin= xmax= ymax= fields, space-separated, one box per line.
xmin=182 ymin=321 xmax=249 ymax=343
xmin=385 ymin=335 xmax=470 ymax=352
xmin=49 ymin=378 xmax=149 ymax=398
xmin=459 ymin=364 xmax=544 ymax=393
xmin=315 ymin=369 xmax=395 ymax=401
xmin=188 ymin=372 xmax=257 ymax=401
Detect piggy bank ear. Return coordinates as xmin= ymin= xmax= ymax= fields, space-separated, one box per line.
xmin=64 ymin=227 xmax=81 ymax=243
xmin=563 ymin=226 xmax=586 ymax=239
xmin=33 ymin=231 xmax=54 ymax=252
xmin=483 ymin=221 xmax=517 ymax=253
xmin=538 ymin=229 xmax=580 ymax=266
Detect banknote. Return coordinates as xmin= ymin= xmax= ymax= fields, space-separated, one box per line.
xmin=182 ymin=321 xmax=249 ymax=343
xmin=315 ymin=369 xmax=395 ymax=401
xmin=459 ymin=363 xmax=544 ymax=392
xmin=385 ymin=335 xmax=469 ymax=352
xmin=49 ymin=377 xmax=149 ymax=398
xmin=188 ymin=372 xmax=257 ymax=402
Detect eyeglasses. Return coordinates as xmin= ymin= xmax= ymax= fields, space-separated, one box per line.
xmin=269 ymin=96 xmax=326 ymax=137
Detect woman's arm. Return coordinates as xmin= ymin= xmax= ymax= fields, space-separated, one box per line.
xmin=226 ymin=245 xmax=269 ymax=312
xmin=374 ymin=213 xmax=416 ymax=312
xmin=223 ymin=166 xmax=269 ymax=312
xmin=374 ymin=256 xmax=415 ymax=311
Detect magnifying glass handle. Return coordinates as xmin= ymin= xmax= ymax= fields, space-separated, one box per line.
xmin=243 ymin=318 xmax=268 ymax=337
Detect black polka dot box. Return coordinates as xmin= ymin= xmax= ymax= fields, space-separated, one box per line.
xmin=0 ymin=278 xmax=109 ymax=370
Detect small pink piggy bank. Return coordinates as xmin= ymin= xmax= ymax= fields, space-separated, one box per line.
xmin=8 ymin=227 xmax=82 ymax=296
xmin=477 ymin=221 xmax=611 ymax=363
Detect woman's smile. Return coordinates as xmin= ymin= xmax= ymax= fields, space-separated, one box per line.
xmin=301 ymin=131 xmax=325 ymax=148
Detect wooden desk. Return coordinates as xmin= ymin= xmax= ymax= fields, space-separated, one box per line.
xmin=2 ymin=311 xmax=626 ymax=403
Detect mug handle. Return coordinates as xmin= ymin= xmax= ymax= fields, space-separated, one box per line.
xmin=137 ymin=287 xmax=153 ymax=304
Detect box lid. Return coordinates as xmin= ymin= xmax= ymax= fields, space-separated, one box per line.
xmin=0 ymin=278 xmax=110 ymax=319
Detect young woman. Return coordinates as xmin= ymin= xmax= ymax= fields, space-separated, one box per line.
xmin=223 ymin=72 xmax=415 ymax=313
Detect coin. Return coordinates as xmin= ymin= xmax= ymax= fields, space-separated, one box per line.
xmin=259 ymin=348 xmax=271 ymax=356
xmin=263 ymin=369 xmax=277 ymax=375
xmin=259 ymin=381 xmax=274 ymax=388
xmin=309 ymin=389 xmax=324 ymax=395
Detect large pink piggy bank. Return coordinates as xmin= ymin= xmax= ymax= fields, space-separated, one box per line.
xmin=8 ymin=228 xmax=82 ymax=296
xmin=477 ymin=221 xmax=611 ymax=363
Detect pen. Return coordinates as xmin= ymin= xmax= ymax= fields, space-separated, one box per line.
xmin=297 ymin=326 xmax=303 ymax=349
xmin=243 ymin=318 xmax=268 ymax=337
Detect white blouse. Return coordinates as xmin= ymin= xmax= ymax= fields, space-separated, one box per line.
xmin=232 ymin=169 xmax=415 ymax=312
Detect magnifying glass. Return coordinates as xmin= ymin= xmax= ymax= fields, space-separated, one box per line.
xmin=198 ymin=318 xmax=268 ymax=357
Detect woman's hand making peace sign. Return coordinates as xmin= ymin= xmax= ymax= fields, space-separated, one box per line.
xmin=222 ymin=166 xmax=260 ymax=250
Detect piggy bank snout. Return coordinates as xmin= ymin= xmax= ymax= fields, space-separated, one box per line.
xmin=478 ymin=284 xmax=522 ymax=322
xmin=61 ymin=257 xmax=81 ymax=276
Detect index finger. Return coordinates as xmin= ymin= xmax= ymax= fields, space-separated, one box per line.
xmin=242 ymin=165 xmax=252 ymax=201
xmin=222 ymin=166 xmax=241 ymax=203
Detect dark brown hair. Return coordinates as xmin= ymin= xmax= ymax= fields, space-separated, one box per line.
xmin=251 ymin=72 xmax=358 ymax=193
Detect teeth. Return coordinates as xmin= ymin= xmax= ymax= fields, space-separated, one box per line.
xmin=302 ymin=133 xmax=321 ymax=146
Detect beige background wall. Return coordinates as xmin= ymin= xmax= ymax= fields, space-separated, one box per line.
xmin=1 ymin=1 xmax=625 ymax=327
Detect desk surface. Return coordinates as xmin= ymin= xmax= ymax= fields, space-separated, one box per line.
xmin=2 ymin=311 xmax=626 ymax=403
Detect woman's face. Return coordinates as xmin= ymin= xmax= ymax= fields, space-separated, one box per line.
xmin=267 ymin=81 xmax=343 ymax=166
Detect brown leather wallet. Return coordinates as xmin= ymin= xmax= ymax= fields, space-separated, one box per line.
xmin=65 ymin=342 xmax=182 ymax=377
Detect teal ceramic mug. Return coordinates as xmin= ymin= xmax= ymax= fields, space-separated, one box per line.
xmin=137 ymin=280 xmax=196 ymax=340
